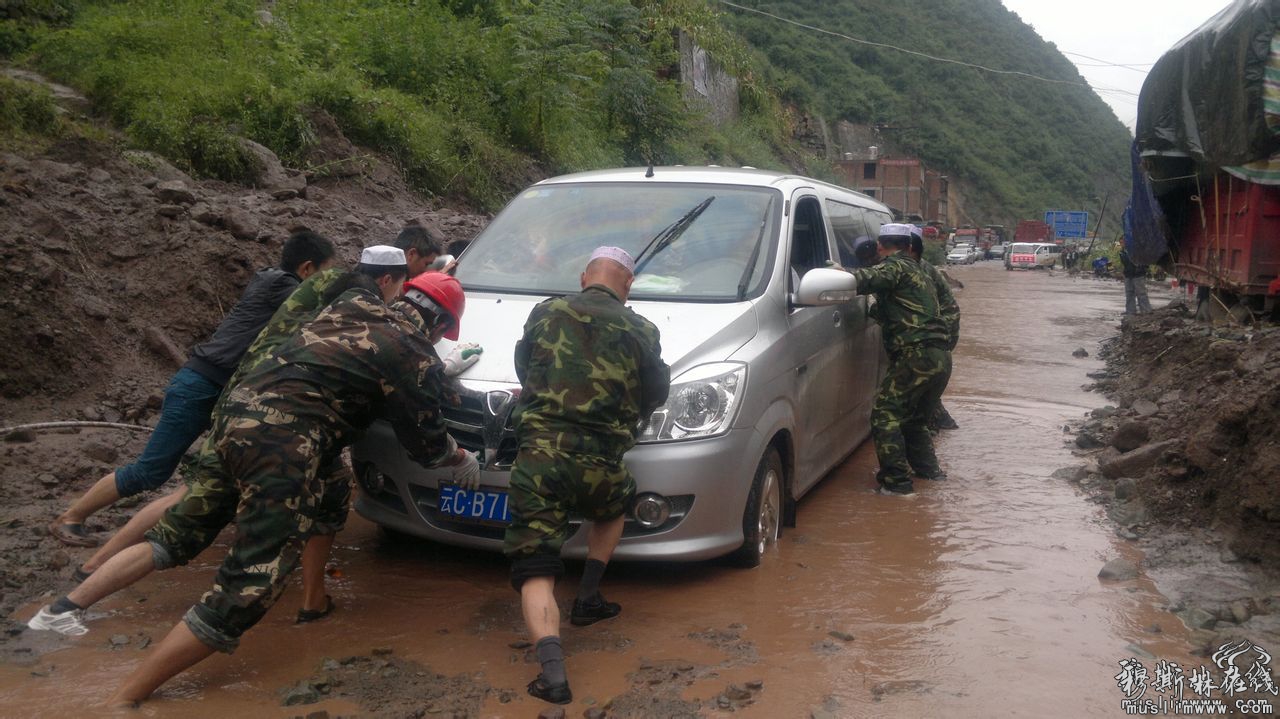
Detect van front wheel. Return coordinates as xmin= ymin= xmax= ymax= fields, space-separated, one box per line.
xmin=726 ymin=447 xmax=783 ymax=568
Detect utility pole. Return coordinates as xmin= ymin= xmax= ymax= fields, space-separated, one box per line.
xmin=1084 ymin=192 xmax=1111 ymax=256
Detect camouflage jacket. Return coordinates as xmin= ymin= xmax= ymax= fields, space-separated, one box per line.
xmin=920 ymin=261 xmax=960 ymax=350
xmin=512 ymin=284 xmax=670 ymax=460
xmin=854 ymin=252 xmax=950 ymax=356
xmin=223 ymin=287 xmax=457 ymax=468
xmin=226 ymin=267 xmax=345 ymax=389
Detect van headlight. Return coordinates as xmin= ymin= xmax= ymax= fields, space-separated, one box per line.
xmin=638 ymin=362 xmax=746 ymax=442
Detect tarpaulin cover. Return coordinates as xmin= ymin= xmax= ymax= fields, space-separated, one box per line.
xmin=1136 ymin=0 xmax=1280 ymax=169
xmin=1125 ymin=142 xmax=1170 ymax=264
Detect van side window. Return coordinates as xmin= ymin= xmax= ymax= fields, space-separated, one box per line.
xmin=790 ymin=197 xmax=830 ymax=286
xmin=825 ymin=199 xmax=864 ymax=267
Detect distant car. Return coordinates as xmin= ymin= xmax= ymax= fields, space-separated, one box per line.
xmin=946 ymin=244 xmax=976 ymax=264
xmin=989 ymin=244 xmax=1007 ymax=260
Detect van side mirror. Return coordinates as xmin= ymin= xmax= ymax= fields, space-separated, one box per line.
xmin=794 ymin=267 xmax=858 ymax=306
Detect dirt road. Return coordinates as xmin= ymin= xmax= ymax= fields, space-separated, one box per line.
xmin=1 ymin=264 xmax=1210 ymax=717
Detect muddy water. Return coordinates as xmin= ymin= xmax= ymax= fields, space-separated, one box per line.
xmin=1 ymin=266 xmax=1197 ymax=717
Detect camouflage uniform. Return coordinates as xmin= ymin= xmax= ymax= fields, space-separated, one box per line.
xmin=181 ymin=286 xmax=457 ymax=653
xmin=919 ymin=261 xmax=960 ymax=431
xmin=854 ymin=253 xmax=952 ymax=491
xmin=147 ymin=268 xmax=350 ymax=570
xmin=503 ymin=285 xmax=669 ymax=585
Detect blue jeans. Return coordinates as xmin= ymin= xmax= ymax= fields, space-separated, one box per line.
xmin=114 ymin=367 xmax=222 ymax=497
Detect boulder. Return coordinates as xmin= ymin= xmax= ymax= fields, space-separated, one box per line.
xmin=221 ymin=208 xmax=258 ymax=241
xmin=1072 ymin=347 xmax=1089 ymax=358
xmin=153 ymin=180 xmax=196 ymax=205
xmin=1132 ymin=399 xmax=1160 ymax=417
xmin=1111 ymin=421 xmax=1150 ymax=452
xmin=1098 ymin=558 xmax=1139 ymax=581
xmin=1099 ymin=439 xmax=1180 ymax=479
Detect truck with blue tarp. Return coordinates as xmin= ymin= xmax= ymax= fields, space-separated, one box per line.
xmin=1129 ymin=0 xmax=1280 ymax=319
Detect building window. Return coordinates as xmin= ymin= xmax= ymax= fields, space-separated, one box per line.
xmin=863 ymin=163 xmax=877 ymax=180
xmin=864 ymin=189 xmax=876 ymax=198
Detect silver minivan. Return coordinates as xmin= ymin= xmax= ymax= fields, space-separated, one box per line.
xmin=353 ymin=167 xmax=888 ymax=567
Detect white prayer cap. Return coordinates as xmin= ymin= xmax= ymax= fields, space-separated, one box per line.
xmin=589 ymin=246 xmax=636 ymax=273
xmin=879 ymin=223 xmax=916 ymax=239
xmin=358 ymin=245 xmax=407 ymax=267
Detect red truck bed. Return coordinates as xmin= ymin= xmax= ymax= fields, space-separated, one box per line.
xmin=1175 ymin=173 xmax=1280 ymax=296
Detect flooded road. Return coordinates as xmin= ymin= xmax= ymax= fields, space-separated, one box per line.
xmin=1 ymin=264 xmax=1197 ymax=717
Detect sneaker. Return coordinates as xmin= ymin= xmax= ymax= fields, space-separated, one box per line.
xmin=27 ymin=605 xmax=89 ymax=636
xmin=875 ymin=483 xmax=916 ymax=497
xmin=570 ymin=593 xmax=621 ymax=626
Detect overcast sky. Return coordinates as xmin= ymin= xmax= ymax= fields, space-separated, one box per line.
xmin=1001 ymin=0 xmax=1232 ymax=132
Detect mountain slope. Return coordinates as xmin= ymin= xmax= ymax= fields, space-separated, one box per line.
xmin=723 ymin=0 xmax=1133 ymax=228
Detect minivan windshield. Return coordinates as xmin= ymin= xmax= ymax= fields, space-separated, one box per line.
xmin=1010 ymin=243 xmax=1035 ymax=253
xmin=454 ymin=182 xmax=780 ymax=301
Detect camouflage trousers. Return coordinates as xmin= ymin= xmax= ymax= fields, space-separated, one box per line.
xmin=871 ymin=346 xmax=952 ymax=490
xmin=503 ymin=447 xmax=635 ymax=560
xmin=171 ymin=401 xmax=348 ymax=653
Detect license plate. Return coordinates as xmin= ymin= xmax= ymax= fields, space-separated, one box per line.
xmin=437 ymin=485 xmax=511 ymax=524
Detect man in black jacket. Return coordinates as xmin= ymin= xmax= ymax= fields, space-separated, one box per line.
xmin=48 ymin=231 xmax=335 ymax=547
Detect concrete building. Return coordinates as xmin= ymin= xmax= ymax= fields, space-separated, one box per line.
xmin=835 ymin=151 xmax=951 ymax=226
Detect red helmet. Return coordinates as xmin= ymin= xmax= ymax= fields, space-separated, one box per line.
xmin=403 ymin=272 xmax=465 ymax=340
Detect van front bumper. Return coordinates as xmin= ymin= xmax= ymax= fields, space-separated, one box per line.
xmin=352 ymin=422 xmax=762 ymax=562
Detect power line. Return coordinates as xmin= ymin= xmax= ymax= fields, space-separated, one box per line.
xmin=1060 ymin=51 xmax=1155 ymax=72
xmin=716 ymin=0 xmax=1140 ymax=98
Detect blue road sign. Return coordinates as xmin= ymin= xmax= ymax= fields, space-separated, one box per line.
xmin=1044 ymin=210 xmax=1089 ymax=239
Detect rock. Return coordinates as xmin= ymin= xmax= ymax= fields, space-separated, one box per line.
xmin=74 ymin=294 xmax=112 ymax=320
xmin=1114 ymin=477 xmax=1137 ymax=500
xmin=108 ymin=634 xmax=130 ymax=648
xmin=1072 ymin=347 xmax=1089 ymax=358
xmin=827 ymin=631 xmax=855 ymax=642
xmin=189 ymin=203 xmax=218 ymax=224
xmin=304 ymin=712 xmax=330 ymax=719
xmin=1110 ymin=500 xmax=1149 ymax=527
xmin=1177 ymin=607 xmax=1217 ymax=631
xmin=1124 ymin=644 xmax=1157 ymax=660
xmin=36 ymin=473 xmax=58 ymax=488
xmin=47 ymin=551 xmax=70 ymax=570
xmin=221 ymin=208 xmax=258 ymax=240
xmin=584 ymin=709 xmax=605 ymax=719
xmin=1183 ymin=432 xmax=1225 ymax=472
xmin=156 ymin=204 xmax=186 ymax=218
xmin=281 ymin=681 xmax=322 ymax=706
xmin=4 ymin=429 xmax=37 ymax=443
xmin=1090 ymin=406 xmax=1118 ymax=419
xmin=1075 ymin=431 xmax=1105 ymax=450
xmin=370 ymin=646 xmax=393 ymax=656
xmin=508 ymin=640 xmax=532 ymax=649
xmin=1098 ymin=558 xmax=1139 ymax=581
xmin=1132 ymin=399 xmax=1160 ymax=417
xmin=715 ymin=695 xmax=731 ymax=708
xmin=153 ymin=180 xmax=196 ymax=205
xmin=1099 ymin=439 xmax=1180 ymax=479
xmin=746 ymin=679 xmax=764 ymax=690
xmin=1158 ymin=389 xmax=1183 ymax=405
xmin=143 ymin=326 xmax=187 ymax=368
xmin=538 ymin=708 xmax=566 ymax=719
xmin=342 ymin=214 xmax=366 ymax=230
xmin=1051 ymin=465 xmax=1088 ymax=482
xmin=88 ymin=168 xmax=111 ymax=183
xmin=82 ymin=441 xmax=118 ymax=463
xmin=725 ymin=684 xmax=753 ymax=700
xmin=1111 ymin=421 xmax=1150 ymax=452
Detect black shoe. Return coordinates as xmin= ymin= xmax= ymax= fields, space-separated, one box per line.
xmin=875 ymin=482 xmax=916 ymax=496
xmin=570 ymin=593 xmax=621 ymax=626
xmin=527 ymin=675 xmax=572 ymax=705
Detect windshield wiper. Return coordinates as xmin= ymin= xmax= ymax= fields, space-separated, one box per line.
xmin=633 ymin=196 xmax=715 ymax=275
xmin=735 ymin=203 xmax=772 ymax=300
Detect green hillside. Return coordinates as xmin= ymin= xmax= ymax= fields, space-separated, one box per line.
xmin=722 ymin=0 xmax=1133 ymax=227
xmin=2 ymin=0 xmax=1131 ymax=225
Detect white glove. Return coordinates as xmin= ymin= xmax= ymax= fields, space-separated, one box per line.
xmin=449 ymin=449 xmax=481 ymax=490
xmin=443 ymin=343 xmax=483 ymax=376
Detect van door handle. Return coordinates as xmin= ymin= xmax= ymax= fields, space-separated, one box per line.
xmin=832 ymin=310 xmax=842 ymax=327
xmin=796 ymin=363 xmax=808 ymax=375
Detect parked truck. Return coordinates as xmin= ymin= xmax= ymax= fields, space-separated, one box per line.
xmin=1130 ymin=0 xmax=1280 ymax=318
xmin=1013 ymin=220 xmax=1052 ymax=245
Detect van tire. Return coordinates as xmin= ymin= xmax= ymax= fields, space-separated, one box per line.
xmin=726 ymin=447 xmax=784 ymax=568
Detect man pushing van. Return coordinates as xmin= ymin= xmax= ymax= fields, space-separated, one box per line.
xmin=505 ymin=247 xmax=669 ymax=705
xmin=852 ymin=224 xmax=952 ymax=496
